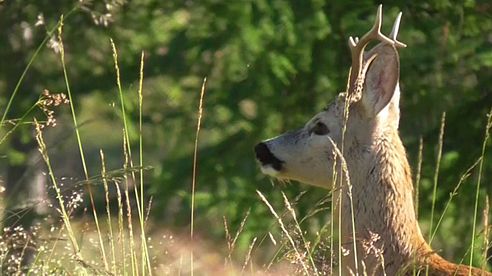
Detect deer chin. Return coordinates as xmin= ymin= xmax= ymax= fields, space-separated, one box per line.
xmin=259 ymin=164 xmax=282 ymax=177
xmin=261 ymin=165 xmax=334 ymax=189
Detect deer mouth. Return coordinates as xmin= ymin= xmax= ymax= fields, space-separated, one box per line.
xmin=254 ymin=142 xmax=284 ymax=175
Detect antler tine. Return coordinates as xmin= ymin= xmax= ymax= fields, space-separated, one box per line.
xmin=390 ymin=12 xmax=407 ymax=48
xmin=347 ymin=5 xmax=394 ymax=95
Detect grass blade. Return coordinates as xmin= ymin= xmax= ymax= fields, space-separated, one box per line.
xmin=57 ymin=15 xmax=108 ymax=270
xmin=429 ymin=112 xmax=445 ymax=244
xmin=469 ymin=109 xmax=492 ymax=270
xmin=190 ymin=77 xmax=207 ymax=276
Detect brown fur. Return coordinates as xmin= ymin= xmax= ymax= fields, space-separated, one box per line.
xmin=344 ymin=125 xmax=492 ymax=275
xmin=256 ymin=7 xmax=491 ymax=275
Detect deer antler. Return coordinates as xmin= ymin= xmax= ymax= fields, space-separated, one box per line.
xmin=389 ymin=12 xmax=407 ymax=48
xmin=346 ymin=5 xmax=405 ymax=98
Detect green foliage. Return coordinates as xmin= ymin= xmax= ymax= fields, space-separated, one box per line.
xmin=0 ymin=0 xmax=491 ymax=268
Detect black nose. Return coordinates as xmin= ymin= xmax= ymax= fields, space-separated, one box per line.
xmin=254 ymin=142 xmax=284 ymax=171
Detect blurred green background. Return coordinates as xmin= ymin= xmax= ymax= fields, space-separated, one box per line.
xmin=1 ymin=0 xmax=491 ymax=268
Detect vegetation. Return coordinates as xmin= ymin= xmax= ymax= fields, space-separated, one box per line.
xmin=0 ymin=0 xmax=491 ymax=274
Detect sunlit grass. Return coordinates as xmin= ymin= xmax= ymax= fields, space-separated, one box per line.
xmin=190 ymin=77 xmax=207 ymax=275
xmin=1 ymin=86 xmax=491 ymax=274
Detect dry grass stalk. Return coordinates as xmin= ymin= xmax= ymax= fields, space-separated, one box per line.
xmin=190 ymin=77 xmax=207 ymax=276
xmin=241 ymin=236 xmax=258 ymax=273
xmin=224 ymin=209 xmax=250 ymax=264
xmin=256 ymin=190 xmax=311 ymax=275
xmin=429 ymin=112 xmax=446 ymax=244
xmin=34 ymin=119 xmax=80 ymax=257
xmin=100 ymin=150 xmax=117 ymax=274
xmin=414 ymin=136 xmax=423 ymax=218
xmin=122 ymin=130 xmax=138 ymax=275
xmin=483 ymin=196 xmax=490 ymax=273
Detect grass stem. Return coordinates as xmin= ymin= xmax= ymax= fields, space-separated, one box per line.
xmin=469 ymin=109 xmax=492 ymax=270
xmin=429 ymin=112 xmax=445 ymax=244
xmin=190 ymin=77 xmax=207 ymax=276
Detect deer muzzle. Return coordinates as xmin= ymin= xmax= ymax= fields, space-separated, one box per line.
xmin=254 ymin=142 xmax=284 ymax=174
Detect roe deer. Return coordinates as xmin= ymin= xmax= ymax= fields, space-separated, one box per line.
xmin=254 ymin=5 xmax=491 ymax=276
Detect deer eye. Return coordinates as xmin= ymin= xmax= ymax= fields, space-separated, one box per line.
xmin=311 ymin=122 xmax=329 ymax=135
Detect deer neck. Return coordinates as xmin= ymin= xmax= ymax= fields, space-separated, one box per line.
xmin=336 ymin=127 xmax=431 ymax=274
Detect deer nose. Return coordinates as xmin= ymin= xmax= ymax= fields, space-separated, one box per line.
xmin=254 ymin=142 xmax=284 ymax=171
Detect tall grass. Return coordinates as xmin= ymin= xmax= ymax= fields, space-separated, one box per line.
xmin=257 ymin=190 xmax=312 ymax=275
xmin=470 ymin=109 xmax=492 ymax=270
xmin=190 ymin=77 xmax=207 ymax=276
xmin=414 ymin=137 xmax=423 ymax=218
xmin=58 ymin=16 xmax=106 ymax=273
xmin=482 ymin=196 xmax=490 ymax=273
xmin=429 ymin=112 xmax=446 ymax=244
xmin=33 ymin=119 xmax=80 ymax=257
xmin=2 ymin=15 xmax=153 ymax=274
xmin=99 ymin=150 xmax=117 ymax=274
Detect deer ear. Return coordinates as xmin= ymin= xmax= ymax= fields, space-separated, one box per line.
xmin=361 ymin=44 xmax=400 ymax=117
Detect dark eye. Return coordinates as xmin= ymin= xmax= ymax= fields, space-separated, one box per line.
xmin=311 ymin=122 xmax=329 ymax=135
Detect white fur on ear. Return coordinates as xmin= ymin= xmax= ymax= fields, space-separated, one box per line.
xmin=361 ymin=44 xmax=400 ymax=117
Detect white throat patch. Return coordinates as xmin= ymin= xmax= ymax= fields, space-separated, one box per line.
xmin=260 ymin=165 xmax=280 ymax=177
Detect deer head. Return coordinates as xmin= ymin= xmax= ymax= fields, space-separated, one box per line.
xmin=255 ymin=5 xmax=406 ymax=189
